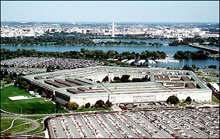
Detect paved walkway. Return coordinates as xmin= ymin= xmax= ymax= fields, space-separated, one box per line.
xmin=1 ymin=117 xmax=40 ymax=135
xmin=1 ymin=115 xmax=22 ymax=133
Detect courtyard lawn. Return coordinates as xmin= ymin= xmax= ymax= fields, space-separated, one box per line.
xmin=1 ymin=86 xmax=56 ymax=114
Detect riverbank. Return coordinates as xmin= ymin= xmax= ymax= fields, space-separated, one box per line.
xmin=0 ymin=43 xmax=163 ymax=47
xmin=1 ymin=44 xmax=219 ymax=69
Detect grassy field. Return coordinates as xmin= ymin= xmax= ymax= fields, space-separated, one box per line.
xmin=1 ymin=86 xmax=56 ymax=114
xmin=195 ymin=71 xmax=203 ymax=75
xmin=28 ymin=119 xmax=44 ymax=134
xmin=202 ymin=77 xmax=217 ymax=82
xmin=212 ymin=95 xmax=219 ymax=103
xmin=1 ymin=79 xmax=5 ymax=88
xmin=0 ymin=116 xmax=46 ymax=135
xmin=7 ymin=122 xmax=33 ymax=133
xmin=0 ymin=119 xmax=27 ymax=133
xmin=57 ymin=108 xmax=69 ymax=113
xmin=35 ymin=132 xmax=45 ymax=137
xmin=1 ymin=119 xmax=13 ymax=131
xmin=13 ymin=119 xmax=26 ymax=126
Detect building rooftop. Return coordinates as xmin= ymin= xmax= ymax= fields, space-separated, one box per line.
xmin=24 ymin=66 xmax=210 ymax=98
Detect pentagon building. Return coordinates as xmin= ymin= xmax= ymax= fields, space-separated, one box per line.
xmin=24 ymin=66 xmax=212 ymax=105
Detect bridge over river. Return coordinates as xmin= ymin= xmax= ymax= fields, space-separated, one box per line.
xmin=188 ymin=43 xmax=219 ymax=53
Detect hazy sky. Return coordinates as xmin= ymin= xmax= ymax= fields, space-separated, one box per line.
xmin=1 ymin=1 xmax=219 ymax=22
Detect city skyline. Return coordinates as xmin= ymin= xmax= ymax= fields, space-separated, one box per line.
xmin=1 ymin=1 xmax=219 ymax=23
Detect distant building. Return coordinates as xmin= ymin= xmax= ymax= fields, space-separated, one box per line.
xmin=201 ymin=32 xmax=219 ymax=38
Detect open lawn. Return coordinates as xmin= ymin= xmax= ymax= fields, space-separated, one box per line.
xmin=35 ymin=132 xmax=45 ymax=137
xmin=0 ymin=119 xmax=27 ymax=133
xmin=0 ymin=119 xmax=13 ymax=131
xmin=202 ymin=77 xmax=217 ymax=82
xmin=28 ymin=119 xmax=44 ymax=134
xmin=7 ymin=122 xmax=33 ymax=133
xmin=1 ymin=86 xmax=56 ymax=114
xmin=13 ymin=119 xmax=26 ymax=127
xmin=212 ymin=95 xmax=219 ymax=103
xmin=57 ymin=108 xmax=69 ymax=113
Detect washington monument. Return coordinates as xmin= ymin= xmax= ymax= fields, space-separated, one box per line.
xmin=112 ymin=19 xmax=115 ymax=37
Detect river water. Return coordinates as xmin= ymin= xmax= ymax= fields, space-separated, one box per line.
xmin=1 ymin=39 xmax=219 ymax=69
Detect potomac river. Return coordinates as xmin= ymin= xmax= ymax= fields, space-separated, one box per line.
xmin=1 ymin=39 xmax=219 ymax=69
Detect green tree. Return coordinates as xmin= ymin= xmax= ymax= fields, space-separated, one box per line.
xmin=67 ymin=102 xmax=79 ymax=110
xmin=105 ymin=100 xmax=113 ymax=108
xmin=85 ymin=102 xmax=91 ymax=108
xmin=19 ymin=80 xmax=29 ymax=90
xmin=95 ymin=100 xmax=104 ymax=108
xmin=102 ymin=76 xmax=109 ymax=83
xmin=121 ymin=75 xmax=130 ymax=82
xmin=95 ymin=103 xmax=99 ymax=108
xmin=185 ymin=96 xmax=192 ymax=103
xmin=52 ymin=95 xmax=56 ymax=101
xmin=5 ymin=77 xmax=12 ymax=84
xmin=79 ymin=105 xmax=85 ymax=110
xmin=55 ymin=101 xmax=61 ymax=111
xmin=47 ymin=65 xmax=55 ymax=72
xmin=166 ymin=95 xmax=179 ymax=104
xmin=29 ymin=84 xmax=36 ymax=91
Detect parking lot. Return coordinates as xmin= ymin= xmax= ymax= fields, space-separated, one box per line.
xmin=1 ymin=67 xmax=46 ymax=75
xmin=48 ymin=107 xmax=219 ymax=138
xmin=1 ymin=57 xmax=103 ymax=69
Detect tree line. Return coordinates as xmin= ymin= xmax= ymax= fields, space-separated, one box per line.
xmin=1 ymin=33 xmax=164 ymax=46
xmin=173 ymin=50 xmax=209 ymax=60
xmin=169 ymin=37 xmax=219 ymax=46
xmin=1 ymin=48 xmax=167 ymax=62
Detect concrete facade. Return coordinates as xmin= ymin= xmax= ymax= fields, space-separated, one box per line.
xmin=24 ymin=66 xmax=212 ymax=105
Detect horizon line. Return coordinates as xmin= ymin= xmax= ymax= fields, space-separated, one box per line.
xmin=1 ymin=21 xmax=219 ymax=23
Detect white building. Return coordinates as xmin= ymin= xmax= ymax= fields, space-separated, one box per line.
xmin=112 ymin=19 xmax=115 ymax=37
xmin=24 ymin=66 xmax=212 ymax=105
